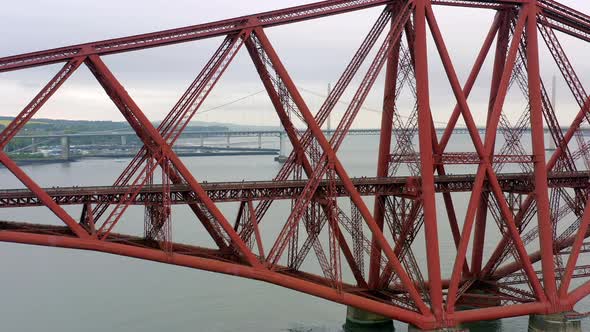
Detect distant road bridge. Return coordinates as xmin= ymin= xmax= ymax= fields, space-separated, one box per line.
xmin=12 ymin=127 xmax=590 ymax=140
xmin=10 ymin=127 xmax=586 ymax=160
xmin=9 ymin=129 xmax=388 ymax=159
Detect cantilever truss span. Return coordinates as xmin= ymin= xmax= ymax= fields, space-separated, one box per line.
xmin=2 ymin=0 xmax=590 ymax=329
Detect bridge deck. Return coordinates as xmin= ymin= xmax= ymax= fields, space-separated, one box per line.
xmin=0 ymin=171 xmax=588 ymax=207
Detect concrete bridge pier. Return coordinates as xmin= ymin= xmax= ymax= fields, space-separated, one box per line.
xmin=343 ymin=307 xmax=394 ymax=332
xmin=31 ymin=137 xmax=38 ymax=153
xmin=258 ymin=133 xmax=262 ymax=149
xmin=60 ymin=136 xmax=70 ymax=160
xmin=200 ymin=134 xmax=205 ymax=147
xmin=546 ymin=131 xmax=556 ymax=151
xmin=120 ymin=135 xmax=127 ymax=145
xmin=274 ymin=132 xmax=288 ymax=163
xmin=528 ymin=313 xmax=583 ymax=331
xmin=226 ymin=133 xmax=231 ymax=148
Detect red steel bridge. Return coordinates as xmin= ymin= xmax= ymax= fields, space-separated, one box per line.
xmin=2 ymin=0 xmax=590 ymax=330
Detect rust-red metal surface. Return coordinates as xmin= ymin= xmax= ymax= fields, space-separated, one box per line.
xmin=2 ymin=0 xmax=590 ymax=329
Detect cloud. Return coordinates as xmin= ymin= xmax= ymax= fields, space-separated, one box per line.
xmin=1 ymin=0 xmax=589 ymax=128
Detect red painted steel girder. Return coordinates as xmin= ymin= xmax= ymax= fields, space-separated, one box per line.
xmin=0 ymin=221 xmax=552 ymax=326
xmin=500 ymin=265 xmax=590 ymax=287
xmin=0 ymin=172 xmax=588 ymax=208
xmin=2 ymin=0 xmax=589 ymax=73
xmin=390 ymin=152 xmax=535 ymax=164
xmin=0 ymin=0 xmax=394 ymax=72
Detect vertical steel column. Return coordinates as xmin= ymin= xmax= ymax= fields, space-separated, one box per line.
xmin=480 ymin=15 xmax=527 ymax=278
xmin=471 ymin=199 xmax=488 ymax=275
xmin=253 ymin=26 xmax=429 ymax=314
xmin=80 ymin=201 xmax=96 ymax=234
xmin=414 ymin=0 xmax=443 ymax=319
xmin=525 ymin=4 xmax=558 ymax=304
xmin=425 ymin=1 xmax=488 ymax=312
xmin=476 ymin=9 xmax=547 ymax=301
xmin=412 ymin=13 xmax=470 ymax=276
xmin=370 ymin=15 xmax=401 ymax=290
xmin=561 ymin=200 xmax=590 ymax=297
xmin=472 ymin=11 xmax=510 ymax=276
xmin=247 ymin=199 xmax=265 ymax=258
xmin=245 ymin=36 xmax=367 ymax=286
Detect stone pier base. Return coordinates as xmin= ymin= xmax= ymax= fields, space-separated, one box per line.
xmin=528 ymin=313 xmax=583 ymax=332
xmin=343 ymin=306 xmax=394 ymax=332
xmin=407 ymin=325 xmax=464 ymax=332
xmin=274 ymin=155 xmax=288 ymax=163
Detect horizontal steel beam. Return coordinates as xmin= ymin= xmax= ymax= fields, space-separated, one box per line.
xmin=499 ymin=265 xmax=590 ymax=286
xmin=537 ymin=0 xmax=590 ymax=42
xmin=390 ymin=152 xmax=535 ymax=164
xmin=0 ymin=172 xmax=588 ymax=208
xmin=0 ymin=0 xmax=394 ymax=72
xmin=6 ymin=0 xmax=590 ymax=74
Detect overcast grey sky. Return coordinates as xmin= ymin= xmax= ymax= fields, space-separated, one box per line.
xmin=1 ymin=0 xmax=589 ymax=128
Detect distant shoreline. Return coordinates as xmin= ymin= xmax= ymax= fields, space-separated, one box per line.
xmin=4 ymin=150 xmax=278 ymax=166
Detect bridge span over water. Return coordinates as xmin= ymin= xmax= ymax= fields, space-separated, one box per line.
xmin=2 ymin=0 xmax=590 ymax=330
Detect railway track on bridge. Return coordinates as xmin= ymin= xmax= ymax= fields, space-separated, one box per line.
xmin=1 ymin=171 xmax=589 ymax=207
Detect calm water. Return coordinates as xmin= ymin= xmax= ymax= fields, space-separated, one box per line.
xmin=0 ymin=134 xmax=588 ymax=331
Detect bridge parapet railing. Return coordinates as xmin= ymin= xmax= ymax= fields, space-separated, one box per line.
xmin=389 ymin=152 xmax=535 ymax=165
